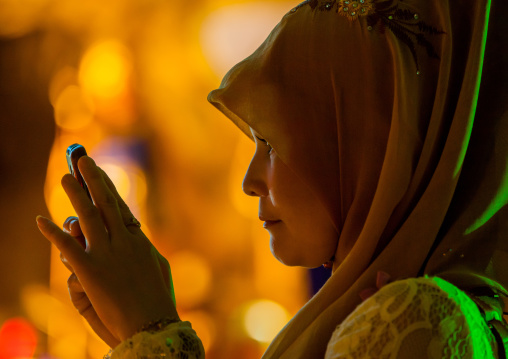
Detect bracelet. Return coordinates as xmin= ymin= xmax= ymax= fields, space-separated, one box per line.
xmin=137 ymin=317 xmax=181 ymax=334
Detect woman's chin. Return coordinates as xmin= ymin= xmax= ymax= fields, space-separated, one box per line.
xmin=270 ymin=240 xmax=297 ymax=266
xmin=275 ymin=256 xmax=327 ymax=268
xmin=274 ymin=255 xmax=299 ymax=267
xmin=270 ymin=241 xmax=324 ymax=268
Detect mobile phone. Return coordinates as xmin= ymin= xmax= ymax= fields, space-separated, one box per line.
xmin=66 ymin=144 xmax=92 ymax=201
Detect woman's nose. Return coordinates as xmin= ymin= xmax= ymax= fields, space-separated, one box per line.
xmin=242 ymin=154 xmax=269 ymax=197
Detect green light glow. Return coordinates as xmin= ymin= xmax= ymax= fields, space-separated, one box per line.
xmin=431 ymin=276 xmax=496 ymax=358
xmin=465 ymin=169 xmax=508 ymax=235
xmin=453 ymin=0 xmax=492 ymax=177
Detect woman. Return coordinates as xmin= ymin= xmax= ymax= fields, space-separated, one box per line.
xmin=36 ymin=0 xmax=508 ymax=357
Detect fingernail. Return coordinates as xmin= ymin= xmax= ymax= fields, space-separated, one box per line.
xmin=63 ymin=217 xmax=78 ymax=234
xmin=69 ymin=219 xmax=80 ymax=234
xmin=359 ymin=287 xmax=377 ymax=301
xmin=36 ymin=215 xmax=49 ymax=227
xmin=81 ymin=156 xmax=94 ymax=165
xmin=376 ymin=271 xmax=391 ymax=288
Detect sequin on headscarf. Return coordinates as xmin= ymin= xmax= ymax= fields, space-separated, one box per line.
xmin=338 ymin=0 xmax=375 ymax=20
xmin=292 ymin=0 xmax=445 ymax=74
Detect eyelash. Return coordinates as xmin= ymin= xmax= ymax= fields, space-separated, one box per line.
xmin=256 ymin=136 xmax=274 ymax=154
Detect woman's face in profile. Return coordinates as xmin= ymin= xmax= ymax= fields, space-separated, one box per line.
xmin=243 ymin=128 xmax=338 ymax=267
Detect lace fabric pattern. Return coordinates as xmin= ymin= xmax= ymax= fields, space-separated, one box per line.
xmin=106 ymin=321 xmax=204 ymax=359
xmin=325 ymin=276 xmax=498 ymax=359
xmin=103 ymin=277 xmax=498 ymax=358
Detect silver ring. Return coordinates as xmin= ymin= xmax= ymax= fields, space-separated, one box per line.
xmin=126 ymin=217 xmax=141 ymax=228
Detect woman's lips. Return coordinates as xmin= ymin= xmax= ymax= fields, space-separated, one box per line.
xmin=259 ymin=215 xmax=281 ymax=228
xmin=262 ymin=220 xmax=281 ymax=228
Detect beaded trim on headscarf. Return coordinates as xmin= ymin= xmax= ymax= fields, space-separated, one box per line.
xmin=290 ymin=0 xmax=445 ymax=74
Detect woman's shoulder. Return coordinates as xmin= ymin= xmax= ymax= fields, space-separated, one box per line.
xmin=324 ymin=276 xmax=498 ymax=359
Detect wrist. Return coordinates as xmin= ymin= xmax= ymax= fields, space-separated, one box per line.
xmin=137 ymin=316 xmax=181 ymax=334
xmin=118 ymin=308 xmax=180 ymax=341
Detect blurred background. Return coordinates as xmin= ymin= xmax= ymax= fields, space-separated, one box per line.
xmin=0 ymin=0 xmax=332 ymax=357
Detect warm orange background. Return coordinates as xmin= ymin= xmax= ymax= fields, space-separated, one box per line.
xmin=0 ymin=1 xmax=312 ymax=358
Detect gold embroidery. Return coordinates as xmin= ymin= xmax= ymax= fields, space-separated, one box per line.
xmin=306 ymin=0 xmax=445 ymax=74
xmin=337 ymin=0 xmax=374 ymax=21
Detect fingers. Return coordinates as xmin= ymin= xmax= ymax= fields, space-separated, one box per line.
xmin=67 ymin=273 xmax=121 ymax=348
xmin=98 ymin=167 xmax=143 ymax=236
xmin=62 ymin=217 xmax=86 ymax=249
xmin=60 ymin=252 xmax=74 ymax=272
xmin=67 ymin=273 xmax=85 ymax=294
xmin=63 ymin=216 xmax=82 ymax=237
xmin=37 ymin=216 xmax=87 ymax=271
xmin=61 ymin=174 xmax=110 ymax=249
xmin=61 ymin=217 xmax=87 ymax=272
xmin=78 ymin=157 xmax=127 ymax=238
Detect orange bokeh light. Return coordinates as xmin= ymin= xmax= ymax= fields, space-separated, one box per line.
xmin=35 ymin=1 xmax=310 ymax=357
xmin=243 ymin=300 xmax=289 ymax=343
xmin=79 ymin=40 xmax=132 ymax=100
xmin=54 ymin=85 xmax=95 ymax=131
xmin=171 ymin=251 xmax=213 ymax=309
xmin=0 ymin=318 xmax=38 ymax=359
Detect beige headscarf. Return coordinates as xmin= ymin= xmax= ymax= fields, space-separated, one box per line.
xmin=208 ymin=0 xmax=508 ymax=357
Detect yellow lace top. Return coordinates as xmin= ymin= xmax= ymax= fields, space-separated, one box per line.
xmin=107 ymin=276 xmax=502 ymax=358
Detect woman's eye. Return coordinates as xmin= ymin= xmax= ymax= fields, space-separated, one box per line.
xmin=256 ymin=136 xmax=273 ymax=154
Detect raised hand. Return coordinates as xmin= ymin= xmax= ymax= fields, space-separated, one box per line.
xmin=61 ymin=217 xmax=120 ymax=348
xmin=37 ymin=156 xmax=179 ymax=343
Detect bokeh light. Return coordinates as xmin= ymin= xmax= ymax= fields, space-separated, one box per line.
xmin=99 ymin=162 xmax=131 ymax=200
xmin=79 ymin=40 xmax=132 ymax=100
xmin=0 ymin=0 xmax=48 ymax=37
xmin=47 ymin=182 xmax=76 ymax=226
xmin=54 ymin=85 xmax=95 ymax=131
xmin=86 ymin=327 xmax=110 ymax=359
xmin=182 ymin=310 xmax=216 ymax=353
xmin=228 ymin=132 xmax=258 ymax=219
xmin=50 ymin=333 xmax=87 ymax=359
xmin=49 ymin=66 xmax=79 ymax=106
xmin=171 ymin=251 xmax=213 ymax=309
xmin=0 ymin=0 xmax=313 ymax=357
xmin=21 ymin=285 xmax=62 ymax=332
xmin=200 ymin=1 xmax=297 ymax=77
xmin=243 ymin=300 xmax=289 ymax=343
xmin=92 ymin=145 xmax=149 ymax=224
xmin=0 ymin=318 xmax=38 ymax=359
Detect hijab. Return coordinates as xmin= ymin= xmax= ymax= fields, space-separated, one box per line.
xmin=208 ymin=0 xmax=508 ymax=357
